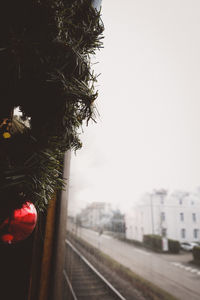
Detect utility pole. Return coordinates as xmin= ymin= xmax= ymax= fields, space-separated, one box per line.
xmin=150 ymin=193 xmax=155 ymax=235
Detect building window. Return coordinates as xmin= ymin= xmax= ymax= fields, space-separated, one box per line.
xmin=192 ymin=213 xmax=196 ymax=222
xmin=181 ymin=228 xmax=186 ymax=239
xmin=180 ymin=212 xmax=184 ymax=222
xmin=194 ymin=229 xmax=198 ymax=239
xmin=161 ymin=212 xmax=165 ymax=221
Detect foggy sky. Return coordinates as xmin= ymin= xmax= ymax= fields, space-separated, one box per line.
xmin=68 ymin=0 xmax=200 ymax=215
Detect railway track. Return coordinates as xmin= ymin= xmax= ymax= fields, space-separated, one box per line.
xmin=64 ymin=239 xmax=127 ymax=300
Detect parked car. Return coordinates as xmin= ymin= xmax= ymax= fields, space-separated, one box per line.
xmin=180 ymin=242 xmax=199 ymax=251
xmin=191 ymin=241 xmax=200 ymax=247
xmin=192 ymin=241 xmax=200 ymax=247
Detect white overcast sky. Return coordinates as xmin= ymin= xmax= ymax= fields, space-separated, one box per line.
xmin=68 ymin=0 xmax=200 ymax=215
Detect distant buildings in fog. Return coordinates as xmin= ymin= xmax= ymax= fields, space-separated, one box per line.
xmin=77 ymin=202 xmax=125 ymax=233
xmin=77 ymin=202 xmax=112 ymax=229
xmin=72 ymin=188 xmax=200 ymax=243
xmin=125 ymin=188 xmax=200 ymax=243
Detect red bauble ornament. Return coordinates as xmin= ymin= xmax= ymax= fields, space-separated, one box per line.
xmin=0 ymin=202 xmax=37 ymax=244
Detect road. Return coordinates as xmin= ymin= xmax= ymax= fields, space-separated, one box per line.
xmin=72 ymin=227 xmax=200 ymax=300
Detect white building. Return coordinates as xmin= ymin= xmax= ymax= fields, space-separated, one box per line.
xmin=78 ymin=202 xmax=112 ymax=229
xmin=125 ymin=189 xmax=200 ymax=243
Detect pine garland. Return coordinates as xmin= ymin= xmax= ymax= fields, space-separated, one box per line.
xmin=0 ymin=0 xmax=104 ymax=218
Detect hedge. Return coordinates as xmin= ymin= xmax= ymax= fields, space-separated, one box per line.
xmin=168 ymin=239 xmax=180 ymax=254
xmin=143 ymin=235 xmax=180 ymax=253
xmin=143 ymin=235 xmax=162 ymax=252
xmin=193 ymin=246 xmax=200 ymax=263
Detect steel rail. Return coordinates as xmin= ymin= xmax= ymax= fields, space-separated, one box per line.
xmin=65 ymin=239 xmax=127 ymax=300
xmin=63 ymin=269 xmax=78 ymax=300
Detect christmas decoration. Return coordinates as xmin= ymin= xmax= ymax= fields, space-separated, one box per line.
xmin=0 ymin=202 xmax=37 ymax=244
xmin=0 ymin=118 xmax=12 ymax=140
xmin=0 ymin=0 xmax=104 ymax=216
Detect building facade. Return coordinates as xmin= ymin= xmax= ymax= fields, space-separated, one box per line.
xmin=125 ymin=189 xmax=200 ymax=243
xmin=78 ymin=202 xmax=112 ymax=229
